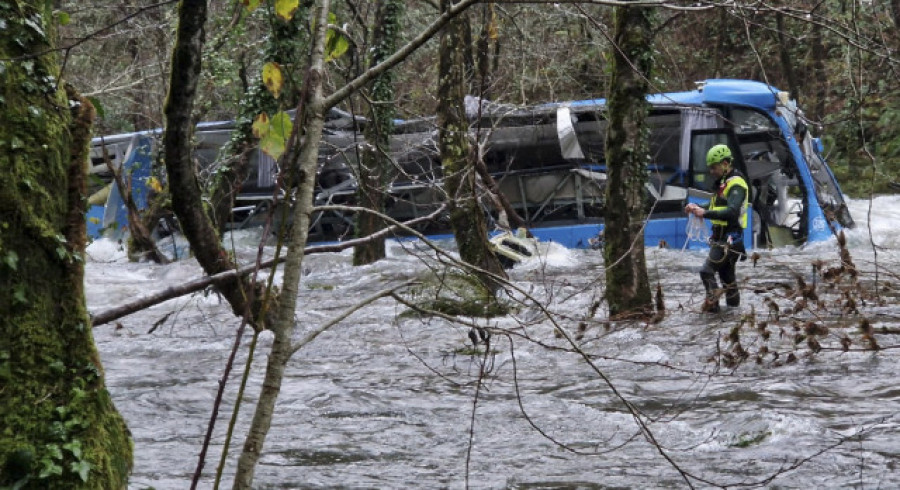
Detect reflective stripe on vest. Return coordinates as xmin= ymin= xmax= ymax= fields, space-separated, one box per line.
xmin=709 ymin=175 xmax=749 ymax=228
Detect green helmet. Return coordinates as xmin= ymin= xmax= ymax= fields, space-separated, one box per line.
xmin=706 ymin=144 xmax=732 ymax=166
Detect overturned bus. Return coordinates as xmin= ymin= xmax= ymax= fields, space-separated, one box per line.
xmin=86 ymin=79 xmax=854 ymax=250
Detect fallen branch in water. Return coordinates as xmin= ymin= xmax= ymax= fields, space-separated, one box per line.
xmin=90 ymin=204 xmax=447 ymax=327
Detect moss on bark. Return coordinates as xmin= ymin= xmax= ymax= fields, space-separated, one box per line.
xmin=437 ymin=0 xmax=507 ymax=292
xmin=0 ymin=2 xmax=132 ymax=487
xmin=602 ymin=5 xmax=654 ymax=318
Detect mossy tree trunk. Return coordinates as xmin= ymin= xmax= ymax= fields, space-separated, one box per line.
xmin=0 ymin=1 xmax=132 ymax=487
xmin=475 ymin=3 xmax=498 ymax=101
xmin=163 ymin=0 xmax=270 ymax=327
xmin=353 ymin=0 xmax=404 ymax=266
xmin=437 ymin=0 xmax=507 ymax=290
xmin=602 ymin=3 xmax=654 ymax=318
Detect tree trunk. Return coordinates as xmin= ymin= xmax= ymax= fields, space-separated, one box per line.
xmin=602 ymin=3 xmax=654 ymax=319
xmin=775 ymin=8 xmax=799 ymax=101
xmin=892 ymin=0 xmax=900 ymax=30
xmin=809 ymin=2 xmax=827 ymax=123
xmin=437 ymin=0 xmax=507 ymax=290
xmin=354 ymin=0 xmax=404 ymax=265
xmin=163 ymin=0 xmax=270 ymax=326
xmin=0 ymin=3 xmax=132 ymax=487
xmin=232 ymin=1 xmax=331 ymax=486
xmin=475 ymin=3 xmax=497 ymax=101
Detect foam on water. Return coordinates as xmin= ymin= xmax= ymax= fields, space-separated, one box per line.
xmin=85 ymin=237 xmax=129 ymax=263
xmin=845 ymin=195 xmax=900 ymax=250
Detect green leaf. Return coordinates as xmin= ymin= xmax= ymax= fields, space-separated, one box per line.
xmin=13 ymin=284 xmax=27 ymax=304
xmin=3 ymin=250 xmax=18 ymax=270
xmin=63 ymin=440 xmax=82 ymax=460
xmin=275 ymin=0 xmax=299 ymax=20
xmin=325 ymin=29 xmax=350 ymax=62
xmin=70 ymin=460 xmax=91 ymax=482
xmin=87 ymin=96 xmax=105 ymax=119
xmin=46 ymin=444 xmax=63 ymax=461
xmin=38 ymin=460 xmax=63 ymax=479
xmin=258 ymin=111 xmax=293 ymax=161
xmin=56 ymin=11 xmax=70 ymax=26
xmin=241 ymin=0 xmax=261 ymax=12
xmin=324 ymin=13 xmax=350 ymax=62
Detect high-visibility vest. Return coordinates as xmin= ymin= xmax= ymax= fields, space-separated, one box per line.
xmin=709 ymin=173 xmax=749 ymax=228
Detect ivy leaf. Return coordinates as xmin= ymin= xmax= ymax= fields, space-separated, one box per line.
xmin=38 ymin=460 xmax=63 ymax=479
xmin=63 ymin=440 xmax=83 ymax=460
xmin=261 ymin=62 xmax=284 ymax=99
xmin=3 ymin=251 xmax=18 ymax=271
xmin=71 ymin=460 xmax=91 ymax=482
xmin=275 ymin=0 xmax=299 ymax=21
xmin=13 ymin=284 xmax=27 ymax=304
xmin=46 ymin=444 xmax=63 ymax=460
xmin=241 ymin=0 xmax=261 ymax=12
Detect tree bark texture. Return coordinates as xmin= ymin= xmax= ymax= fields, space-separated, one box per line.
xmin=353 ymin=0 xmax=404 ymax=266
xmin=163 ymin=0 xmax=269 ymax=326
xmin=774 ymin=9 xmax=799 ymax=101
xmin=809 ymin=7 xmax=827 ymax=123
xmin=0 ymin=2 xmax=132 ymax=487
xmin=602 ymin=3 xmax=654 ymax=318
xmin=892 ymin=0 xmax=900 ymax=30
xmin=232 ymin=1 xmax=330 ymax=487
xmin=437 ymin=0 xmax=507 ymax=290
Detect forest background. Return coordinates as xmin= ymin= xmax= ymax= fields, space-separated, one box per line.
xmin=61 ymin=0 xmax=900 ymax=197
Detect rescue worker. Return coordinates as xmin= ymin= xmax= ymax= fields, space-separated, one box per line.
xmin=684 ymin=144 xmax=748 ymax=313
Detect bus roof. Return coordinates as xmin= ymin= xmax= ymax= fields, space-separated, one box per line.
xmin=551 ymin=79 xmax=782 ymax=113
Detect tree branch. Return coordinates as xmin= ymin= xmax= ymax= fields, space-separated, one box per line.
xmin=89 ymin=204 xmax=448 ymax=327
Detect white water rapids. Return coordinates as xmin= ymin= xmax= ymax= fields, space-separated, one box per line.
xmin=85 ymin=196 xmax=900 ymax=489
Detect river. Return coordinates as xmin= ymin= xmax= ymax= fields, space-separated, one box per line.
xmin=85 ymin=196 xmax=900 ymax=489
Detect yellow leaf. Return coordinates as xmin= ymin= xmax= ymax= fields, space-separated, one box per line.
xmin=146 ymin=176 xmax=163 ymax=193
xmin=487 ymin=5 xmax=499 ymax=40
xmin=275 ymin=0 xmax=299 ymax=21
xmin=241 ymin=0 xmax=261 ymax=12
xmin=262 ymin=62 xmax=284 ymax=99
xmin=252 ymin=113 xmax=270 ymax=139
